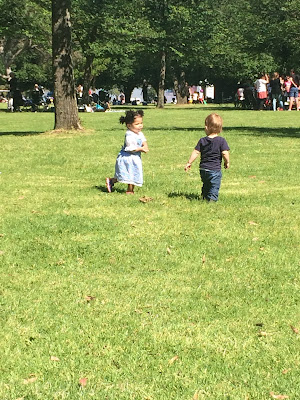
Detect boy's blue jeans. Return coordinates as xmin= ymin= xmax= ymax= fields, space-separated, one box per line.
xmin=200 ymin=169 xmax=222 ymax=201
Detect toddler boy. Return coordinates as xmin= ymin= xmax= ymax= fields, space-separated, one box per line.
xmin=184 ymin=113 xmax=230 ymax=201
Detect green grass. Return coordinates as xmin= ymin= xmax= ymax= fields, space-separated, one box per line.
xmin=0 ymin=105 xmax=299 ymax=399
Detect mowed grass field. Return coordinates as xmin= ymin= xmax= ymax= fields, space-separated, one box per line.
xmin=0 ymin=105 xmax=299 ymax=400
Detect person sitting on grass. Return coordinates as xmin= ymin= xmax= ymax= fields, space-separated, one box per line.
xmin=184 ymin=113 xmax=230 ymax=202
xmin=106 ymin=110 xmax=149 ymax=195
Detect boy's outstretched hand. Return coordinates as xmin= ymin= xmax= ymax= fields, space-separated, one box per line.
xmin=184 ymin=162 xmax=192 ymax=171
xmin=184 ymin=150 xmax=200 ymax=171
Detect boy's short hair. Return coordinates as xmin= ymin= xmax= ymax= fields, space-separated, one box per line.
xmin=205 ymin=113 xmax=223 ymax=134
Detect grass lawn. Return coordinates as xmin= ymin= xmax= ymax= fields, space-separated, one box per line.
xmin=0 ymin=104 xmax=299 ymax=399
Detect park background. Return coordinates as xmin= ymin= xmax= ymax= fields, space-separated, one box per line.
xmin=1 ymin=0 xmax=300 ymax=105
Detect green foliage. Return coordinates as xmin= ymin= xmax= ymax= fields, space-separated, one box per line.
xmin=72 ymin=0 xmax=148 ymax=88
xmin=1 ymin=0 xmax=300 ymax=93
xmin=0 ymin=0 xmax=51 ymax=84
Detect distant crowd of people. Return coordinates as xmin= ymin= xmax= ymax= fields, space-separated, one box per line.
xmin=235 ymin=70 xmax=300 ymax=111
xmin=4 ymin=69 xmax=299 ymax=113
xmin=76 ymin=85 xmax=113 ymax=112
xmin=0 ymin=72 xmax=53 ymax=112
xmin=0 ymin=75 xmax=123 ymax=113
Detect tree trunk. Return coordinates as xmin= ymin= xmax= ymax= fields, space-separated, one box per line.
xmin=52 ymin=0 xmax=81 ymax=130
xmin=157 ymin=50 xmax=166 ymax=109
xmin=123 ymin=84 xmax=135 ymax=105
xmin=83 ymin=54 xmax=94 ymax=105
xmin=174 ymin=72 xmax=189 ymax=104
xmin=142 ymin=81 xmax=148 ymax=103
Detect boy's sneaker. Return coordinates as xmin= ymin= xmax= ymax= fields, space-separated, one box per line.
xmin=105 ymin=178 xmax=114 ymax=193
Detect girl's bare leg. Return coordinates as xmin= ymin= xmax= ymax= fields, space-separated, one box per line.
xmin=126 ymin=184 xmax=135 ymax=193
xmin=105 ymin=177 xmax=117 ymax=192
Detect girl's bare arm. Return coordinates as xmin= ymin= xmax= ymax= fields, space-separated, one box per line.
xmin=136 ymin=141 xmax=149 ymax=153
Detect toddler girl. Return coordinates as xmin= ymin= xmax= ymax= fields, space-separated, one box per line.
xmin=106 ymin=110 xmax=149 ymax=194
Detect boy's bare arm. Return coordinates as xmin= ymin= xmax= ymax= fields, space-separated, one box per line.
xmin=222 ymin=150 xmax=230 ymax=169
xmin=184 ymin=149 xmax=200 ymax=171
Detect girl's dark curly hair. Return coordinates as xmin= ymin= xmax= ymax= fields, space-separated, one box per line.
xmin=119 ymin=109 xmax=144 ymax=125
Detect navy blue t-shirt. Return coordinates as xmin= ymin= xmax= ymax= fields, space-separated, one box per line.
xmin=195 ymin=136 xmax=230 ymax=171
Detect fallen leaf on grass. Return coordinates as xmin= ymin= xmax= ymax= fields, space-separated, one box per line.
xmin=50 ymin=356 xmax=60 ymax=361
xmin=270 ymin=392 xmax=289 ymax=399
xmin=23 ymin=375 xmax=37 ymax=384
xmin=167 ymin=247 xmax=171 ymax=255
xmin=79 ymin=377 xmax=88 ymax=387
xmin=248 ymin=221 xmax=258 ymax=225
xmin=85 ymin=295 xmax=96 ymax=302
xmin=193 ymin=392 xmax=199 ymax=400
xmin=282 ymin=369 xmax=291 ymax=375
xmin=18 ymin=196 xmax=25 ymax=200
xmin=139 ymin=196 xmax=153 ymax=203
xmin=0 ymin=233 xmax=5 ymax=237
xmin=290 ymin=325 xmax=299 ymax=334
xmin=0 ymin=251 xmax=4 ymax=255
xmin=258 ymin=331 xmax=270 ymax=337
xmin=168 ymin=355 xmax=179 ymax=364
xmin=15 ymin=397 xmax=25 ymax=400
xmin=259 ymin=180 xmax=266 ymax=183
xmin=202 ymin=254 xmax=206 ymax=264
xmin=249 ymin=175 xmax=257 ymax=178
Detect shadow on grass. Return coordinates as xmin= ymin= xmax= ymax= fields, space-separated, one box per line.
xmin=94 ymin=185 xmax=126 ymax=194
xmin=148 ymin=126 xmax=300 ymax=138
xmin=160 ymin=105 xmax=235 ymax=111
xmin=223 ymin=126 xmax=300 ymax=138
xmin=168 ymin=191 xmax=202 ymax=201
xmin=0 ymin=131 xmax=44 ymax=136
xmin=110 ymin=105 xmax=235 ymax=111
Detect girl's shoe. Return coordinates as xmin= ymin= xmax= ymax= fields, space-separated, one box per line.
xmin=105 ymin=177 xmax=114 ymax=193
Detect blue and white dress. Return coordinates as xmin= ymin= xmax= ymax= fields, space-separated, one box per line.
xmin=114 ymin=129 xmax=147 ymax=187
